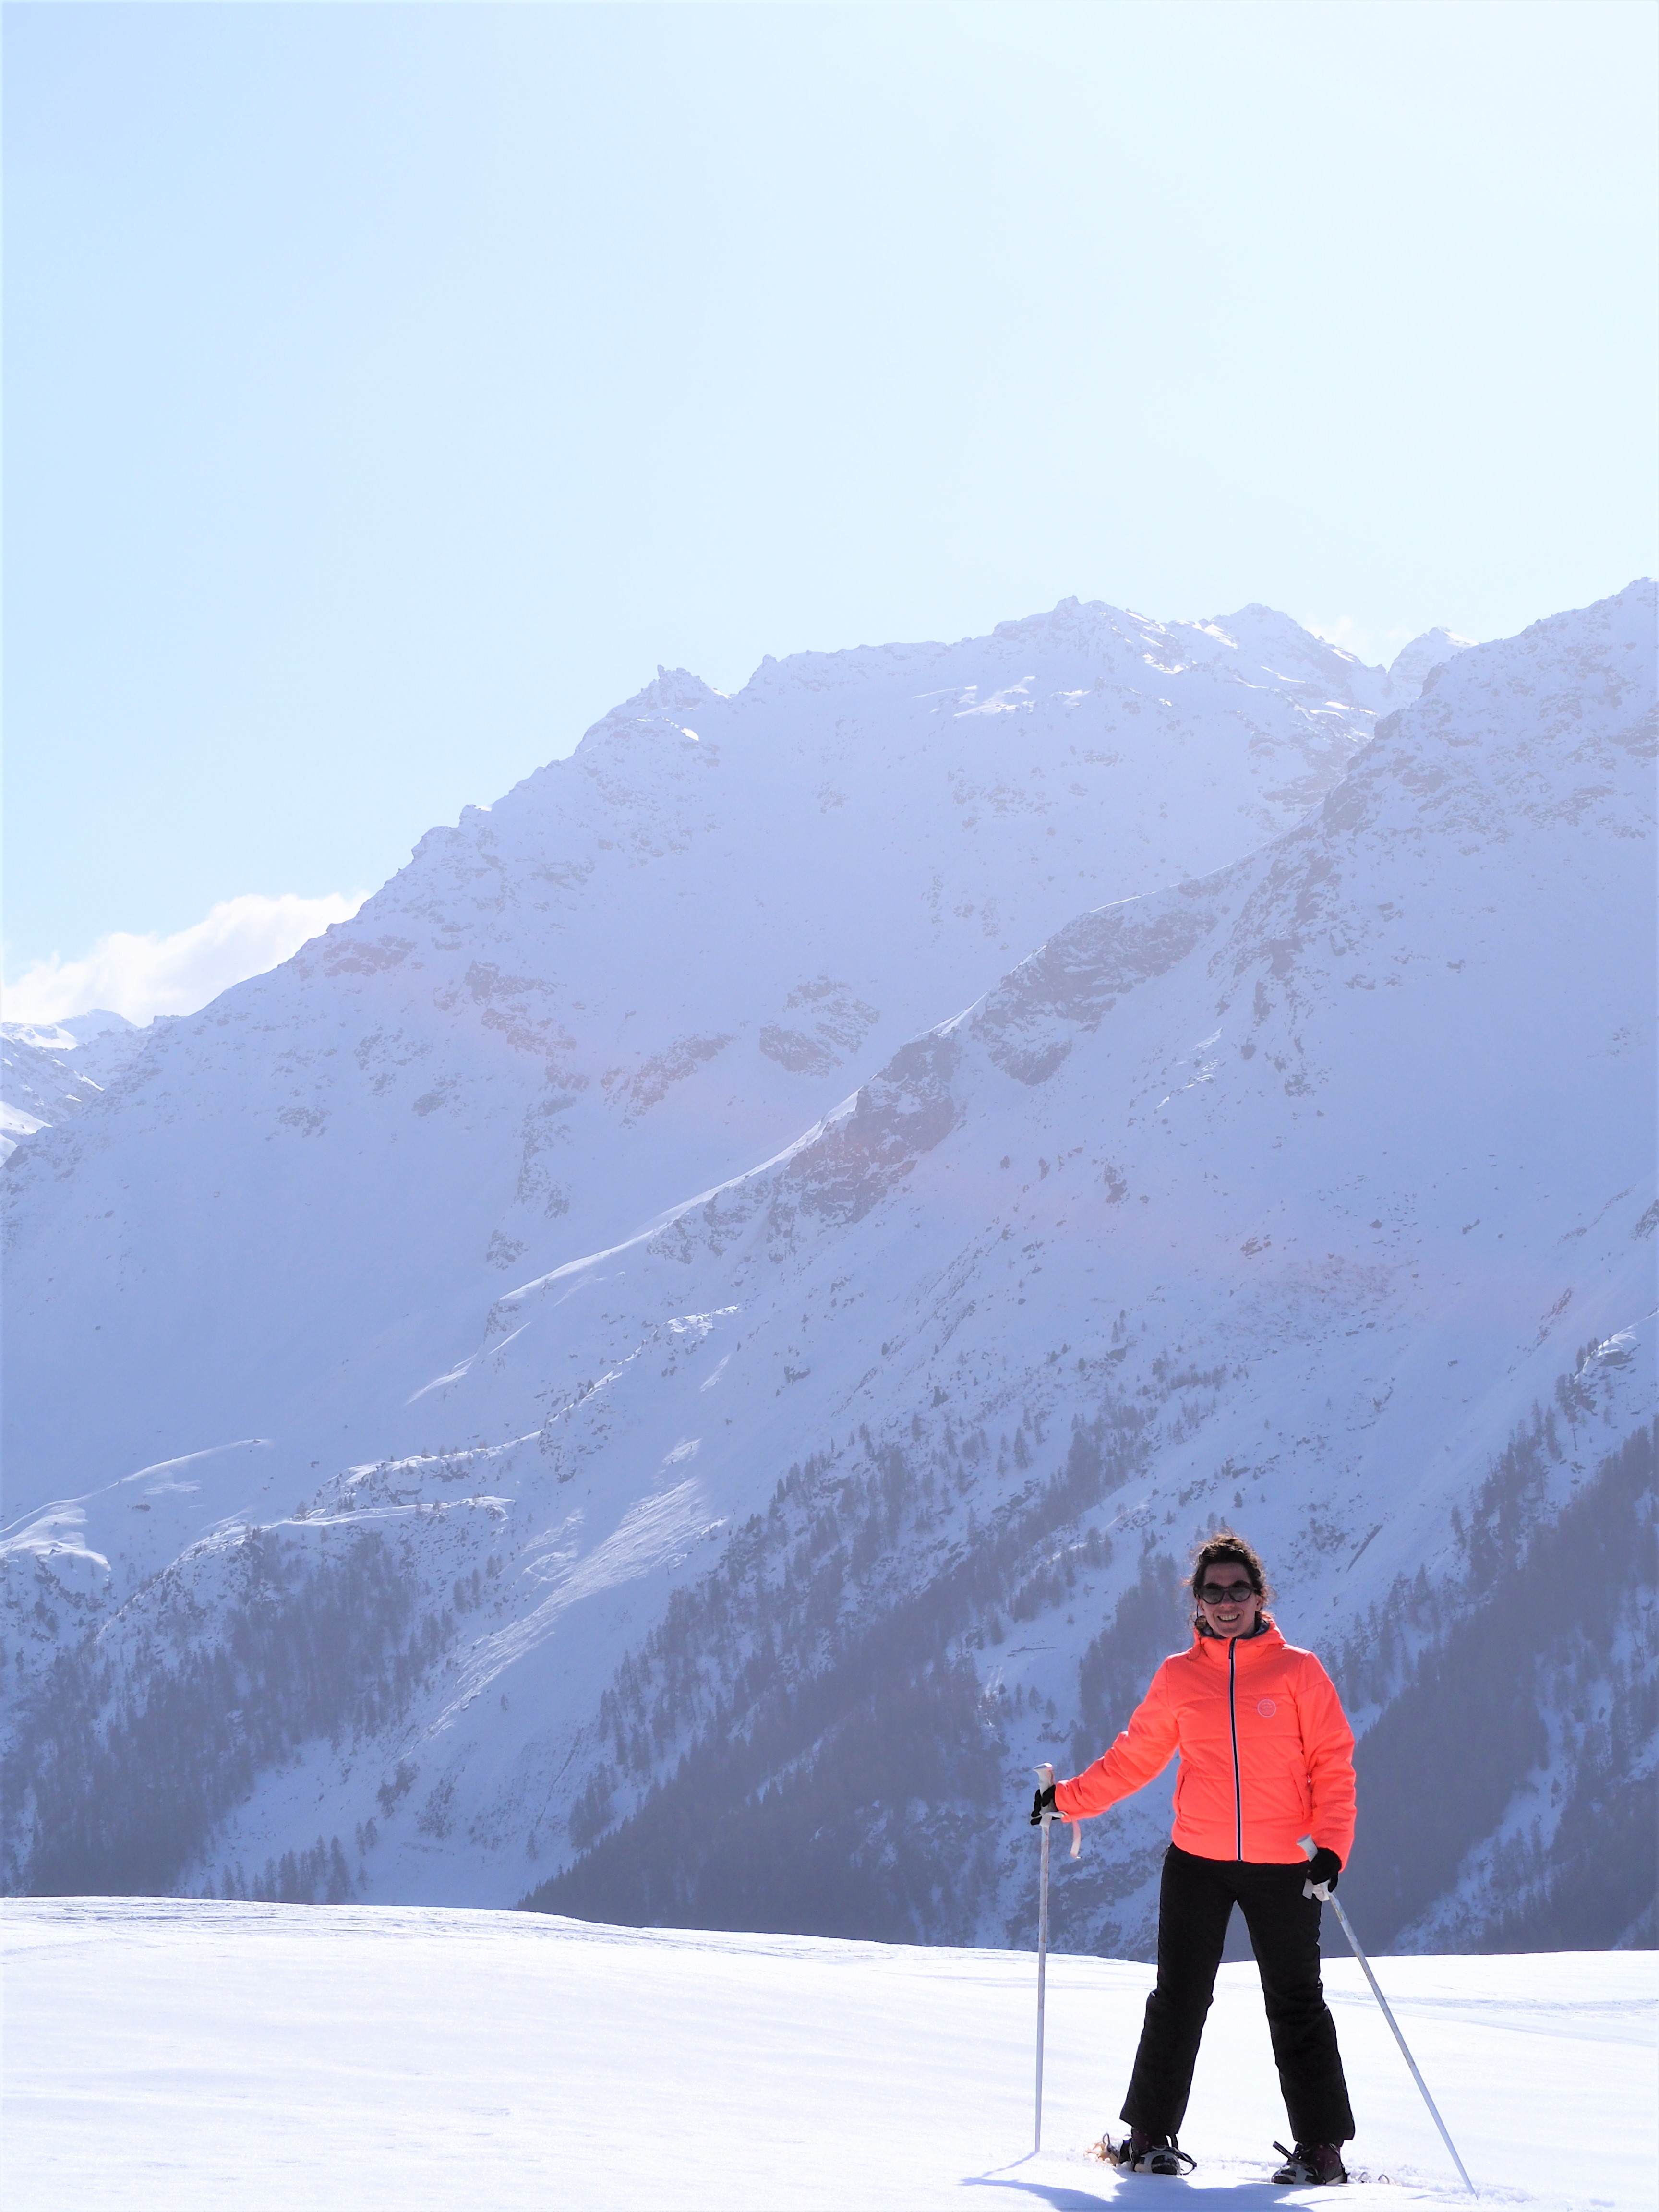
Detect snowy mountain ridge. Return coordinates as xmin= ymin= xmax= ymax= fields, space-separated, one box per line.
xmin=2 ymin=587 xmax=1652 ymax=1959
xmin=1 ymin=596 xmax=1415 ymax=1513
xmin=0 ymin=602 xmax=1445 ymax=1168
xmin=0 ymin=1010 xmax=141 ymax=1160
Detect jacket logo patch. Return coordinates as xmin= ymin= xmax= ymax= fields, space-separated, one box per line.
xmin=1256 ymin=1698 xmax=1277 ymax=1717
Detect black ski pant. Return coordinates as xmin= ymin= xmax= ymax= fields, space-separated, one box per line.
xmin=1121 ymin=1844 xmax=1355 ymax=2146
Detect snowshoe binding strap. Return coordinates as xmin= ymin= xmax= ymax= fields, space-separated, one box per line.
xmin=1272 ymin=2141 xmax=1348 ymax=2186
xmin=1099 ymin=2130 xmax=1196 ymax=2175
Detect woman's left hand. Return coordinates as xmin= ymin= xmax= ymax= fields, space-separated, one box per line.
xmin=1305 ymin=1845 xmax=1341 ymax=1892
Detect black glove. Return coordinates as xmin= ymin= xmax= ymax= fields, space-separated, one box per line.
xmin=1030 ymin=1782 xmax=1056 ymax=1827
xmin=1304 ymin=1845 xmax=1341 ymax=1893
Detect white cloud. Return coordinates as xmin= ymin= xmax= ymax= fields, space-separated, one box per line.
xmin=2 ymin=891 xmax=369 ymax=1027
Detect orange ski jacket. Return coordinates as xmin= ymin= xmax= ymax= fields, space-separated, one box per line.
xmin=1053 ymin=1618 xmax=1357 ymax=1865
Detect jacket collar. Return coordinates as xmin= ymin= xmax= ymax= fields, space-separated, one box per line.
xmin=1192 ymin=1614 xmax=1283 ymax=1656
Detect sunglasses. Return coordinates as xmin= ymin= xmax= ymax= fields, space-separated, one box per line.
xmin=1197 ymin=1581 xmax=1257 ymax=1605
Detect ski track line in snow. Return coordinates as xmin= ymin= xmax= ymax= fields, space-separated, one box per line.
xmin=1 ymin=1901 xmax=1653 ymax=2212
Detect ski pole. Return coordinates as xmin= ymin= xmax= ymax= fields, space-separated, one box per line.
xmin=1298 ymin=1837 xmax=1477 ymax=2197
xmin=1034 ymin=1762 xmax=1053 ymax=2154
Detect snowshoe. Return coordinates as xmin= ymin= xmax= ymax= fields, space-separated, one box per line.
xmin=1272 ymin=2141 xmax=1348 ymax=2186
xmin=1096 ymin=2128 xmax=1196 ymax=2175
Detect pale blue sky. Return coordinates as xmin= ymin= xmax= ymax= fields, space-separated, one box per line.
xmin=7 ymin=0 xmax=1657 ymax=986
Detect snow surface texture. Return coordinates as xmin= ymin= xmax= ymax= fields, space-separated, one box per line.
xmin=1 ymin=591 xmax=1653 ymax=1957
xmin=3 ymin=1900 xmax=1654 ymax=2212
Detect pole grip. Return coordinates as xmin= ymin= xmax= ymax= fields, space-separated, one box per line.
xmin=1037 ymin=1761 xmax=1081 ymax=1856
xmin=1034 ymin=1764 xmax=1053 ymax=2155
xmin=1298 ymin=1832 xmax=1331 ymax=1900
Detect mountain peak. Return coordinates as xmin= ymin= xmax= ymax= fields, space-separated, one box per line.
xmin=1387 ymin=626 xmax=1476 ymax=695
xmin=1207 ymin=604 xmax=1377 ymax=680
xmin=608 ymin=665 xmax=728 ymax=721
xmin=59 ymin=1008 xmax=138 ymax=1039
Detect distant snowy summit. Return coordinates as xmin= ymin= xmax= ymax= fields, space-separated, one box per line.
xmin=0 ymin=596 xmax=1461 ymax=1160
xmin=1 ymin=589 xmax=1469 ymax=1514
xmin=1382 ymin=625 xmax=1475 ymax=697
xmin=0 ymin=1009 xmax=141 ymax=1160
xmin=3 ymin=588 xmax=1426 ymax=1416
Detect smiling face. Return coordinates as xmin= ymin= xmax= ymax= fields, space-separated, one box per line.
xmin=1195 ymin=1564 xmax=1262 ymax=1639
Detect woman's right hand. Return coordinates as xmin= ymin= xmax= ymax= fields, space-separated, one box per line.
xmin=1030 ymin=1781 xmax=1057 ymax=1827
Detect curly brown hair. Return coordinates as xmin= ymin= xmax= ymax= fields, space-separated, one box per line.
xmin=1188 ymin=1529 xmax=1274 ymax=1622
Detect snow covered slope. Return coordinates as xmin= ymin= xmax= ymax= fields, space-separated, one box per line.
xmin=2 ymin=590 xmax=1652 ymax=1956
xmin=1 ymin=600 xmax=1400 ymax=1508
xmin=3 ymin=1900 xmax=1654 ymax=2212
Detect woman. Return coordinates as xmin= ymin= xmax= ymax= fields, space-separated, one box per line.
xmin=1031 ymin=1532 xmax=1357 ymax=2184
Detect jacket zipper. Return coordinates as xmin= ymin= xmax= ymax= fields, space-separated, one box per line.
xmin=1228 ymin=1637 xmax=1242 ymax=1860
